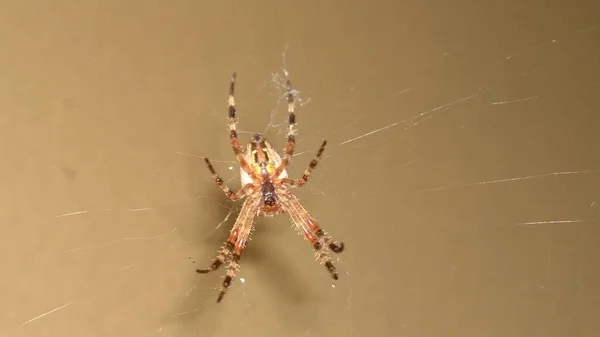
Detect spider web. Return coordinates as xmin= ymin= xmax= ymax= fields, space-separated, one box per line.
xmin=11 ymin=8 xmax=600 ymax=337
xmin=157 ymin=64 xmax=356 ymax=336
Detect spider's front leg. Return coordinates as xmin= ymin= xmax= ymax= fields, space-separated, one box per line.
xmin=204 ymin=157 xmax=252 ymax=200
xmin=273 ymin=76 xmax=298 ymax=177
xmin=227 ymin=72 xmax=259 ymax=180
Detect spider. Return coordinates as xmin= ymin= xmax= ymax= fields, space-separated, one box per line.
xmin=196 ymin=72 xmax=345 ymax=303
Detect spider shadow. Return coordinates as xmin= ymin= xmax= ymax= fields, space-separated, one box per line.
xmin=242 ymin=219 xmax=318 ymax=305
xmin=164 ymin=165 xmax=238 ymax=333
xmin=241 ymin=222 xmax=325 ymax=332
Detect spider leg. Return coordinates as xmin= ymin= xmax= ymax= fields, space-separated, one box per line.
xmin=282 ymin=140 xmax=327 ymax=188
xmin=204 ymin=157 xmax=253 ymax=200
xmin=196 ymin=204 xmax=245 ymax=275
xmin=196 ymin=193 xmax=252 ymax=274
xmin=215 ymin=197 xmax=258 ymax=303
xmin=196 ymin=241 xmax=234 ymax=274
xmin=281 ymin=193 xmax=344 ymax=280
xmin=273 ymin=76 xmax=297 ymax=178
xmin=196 ymin=197 xmax=258 ymax=302
xmin=227 ymin=72 xmax=259 ymax=180
xmin=304 ymin=217 xmax=345 ymax=253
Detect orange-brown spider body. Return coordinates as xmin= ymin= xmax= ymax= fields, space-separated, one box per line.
xmin=196 ymin=73 xmax=344 ymax=303
xmin=241 ymin=135 xmax=288 ymax=217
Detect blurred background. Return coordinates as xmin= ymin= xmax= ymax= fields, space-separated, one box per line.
xmin=1 ymin=1 xmax=599 ymax=336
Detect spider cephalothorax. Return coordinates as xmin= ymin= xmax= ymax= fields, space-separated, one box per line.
xmin=196 ymin=73 xmax=344 ymax=303
xmin=242 ymin=134 xmax=287 ymax=215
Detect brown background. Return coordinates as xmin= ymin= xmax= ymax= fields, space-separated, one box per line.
xmin=2 ymin=1 xmax=600 ymax=336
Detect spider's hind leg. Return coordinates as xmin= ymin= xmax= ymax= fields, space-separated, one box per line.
xmin=215 ymin=214 xmax=256 ymax=302
xmin=307 ymin=219 xmax=345 ymax=280
xmin=196 ymin=242 xmax=234 ymax=274
xmin=198 ymin=197 xmax=259 ymax=303
xmin=218 ymin=254 xmax=241 ymax=302
xmin=282 ymin=194 xmax=345 ymax=280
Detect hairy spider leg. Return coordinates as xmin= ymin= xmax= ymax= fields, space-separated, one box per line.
xmin=273 ymin=76 xmax=297 ymax=178
xmin=281 ymin=192 xmax=344 ymax=280
xmin=196 ymin=197 xmax=259 ymax=302
xmin=216 ymin=197 xmax=258 ymax=302
xmin=204 ymin=157 xmax=254 ymax=200
xmin=282 ymin=140 xmax=327 ymax=188
xmin=228 ymin=72 xmax=259 ymax=180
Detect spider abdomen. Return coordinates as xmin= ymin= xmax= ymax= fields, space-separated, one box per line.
xmin=261 ymin=181 xmax=277 ymax=206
